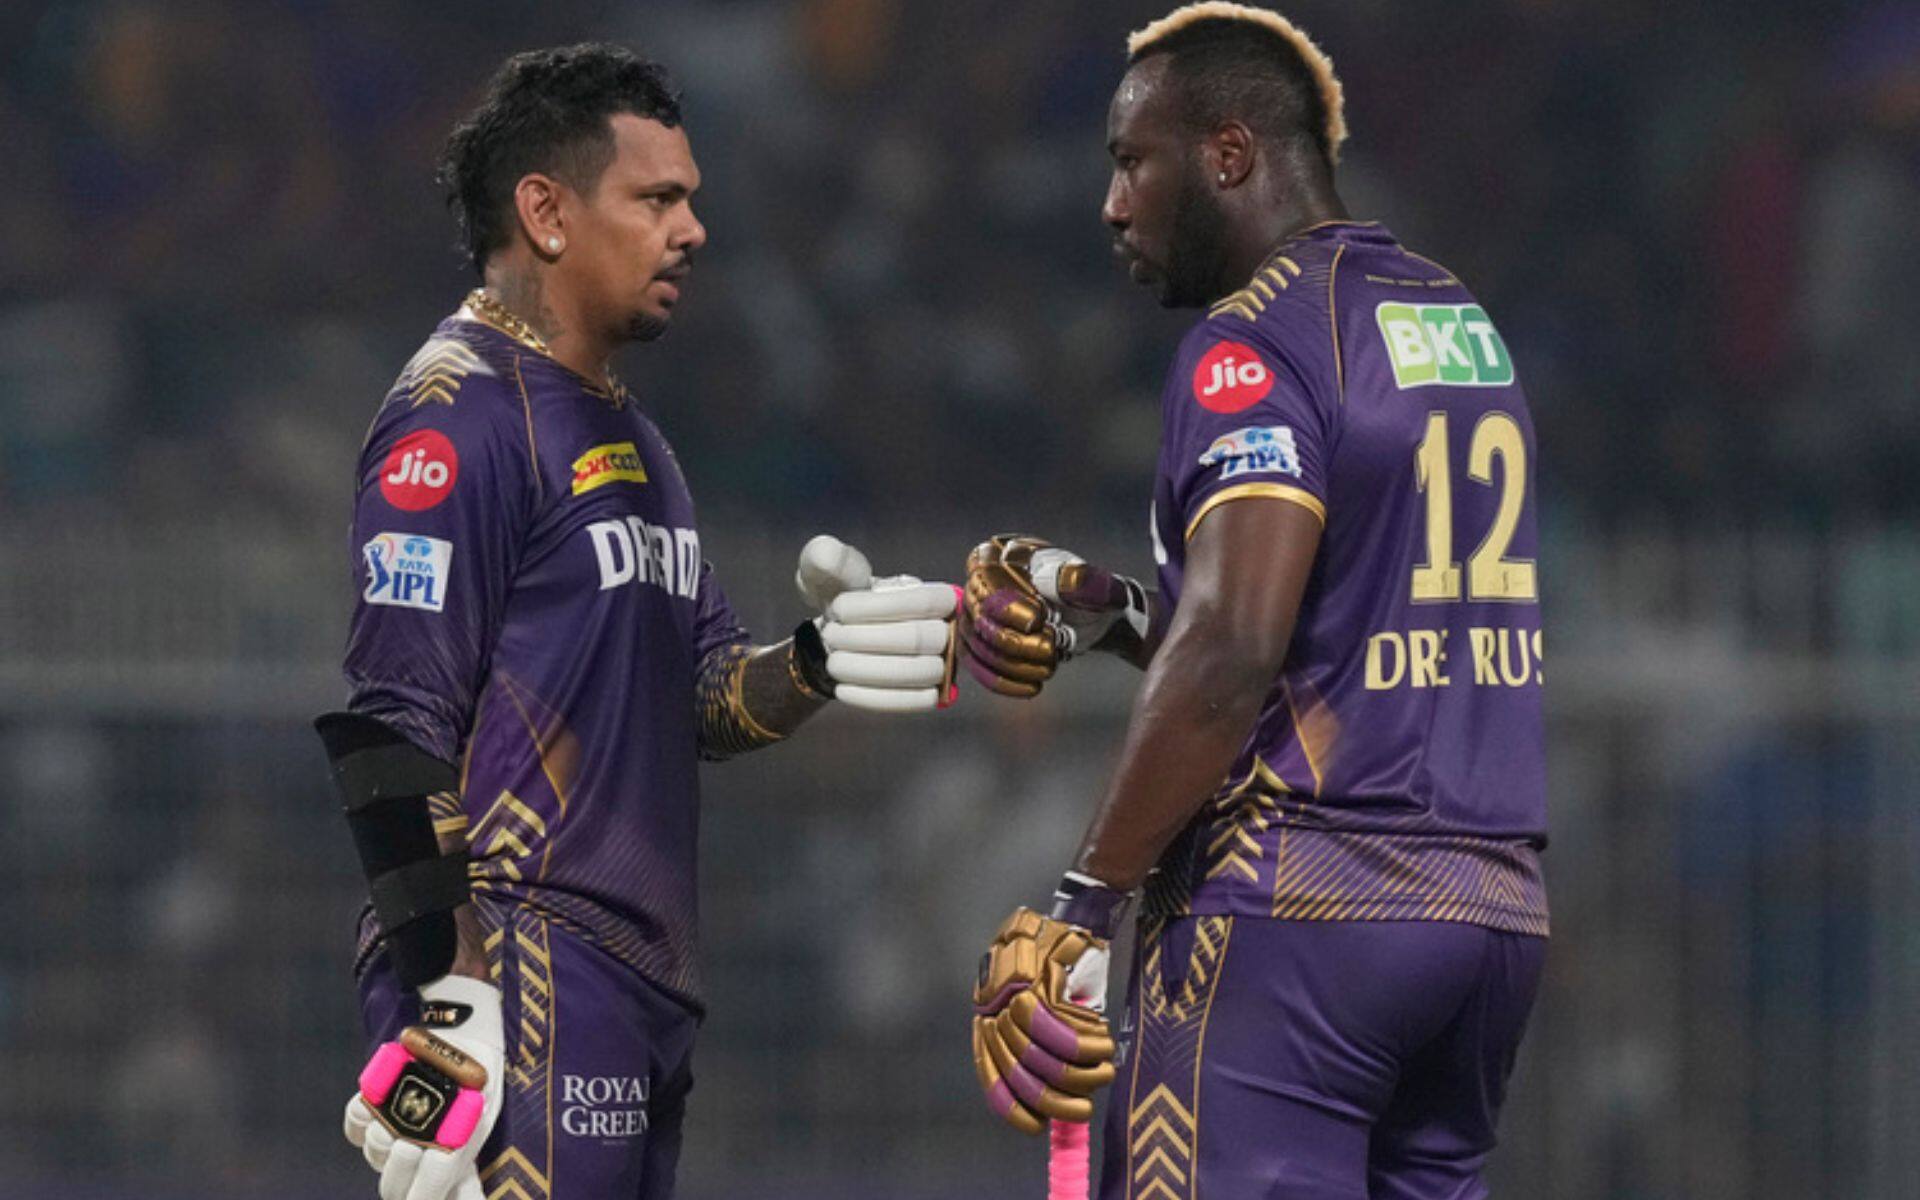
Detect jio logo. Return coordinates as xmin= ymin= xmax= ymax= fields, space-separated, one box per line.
xmin=1192 ymin=341 xmax=1274 ymax=414
xmin=379 ymin=429 xmax=460 ymax=511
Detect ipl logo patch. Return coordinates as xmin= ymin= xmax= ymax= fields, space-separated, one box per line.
xmin=1198 ymin=425 xmax=1303 ymax=481
xmin=364 ymin=533 xmax=453 ymax=613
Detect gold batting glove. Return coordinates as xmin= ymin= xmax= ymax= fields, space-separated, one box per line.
xmin=960 ymin=535 xmax=1065 ymax=699
xmin=971 ymin=908 xmax=1116 ymax=1135
xmin=961 ymin=534 xmax=1151 ymax=699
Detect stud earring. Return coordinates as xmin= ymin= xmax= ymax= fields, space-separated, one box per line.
xmin=1218 ymin=172 xmax=1228 ymax=184
xmin=546 ymin=236 xmax=563 ymax=252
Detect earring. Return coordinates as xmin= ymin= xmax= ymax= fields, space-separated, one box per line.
xmin=546 ymin=236 xmax=563 ymax=252
xmin=1218 ymin=172 xmax=1228 ymax=184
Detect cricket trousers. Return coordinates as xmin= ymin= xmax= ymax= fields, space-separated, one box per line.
xmin=1097 ymin=916 xmax=1545 ymax=1200
xmin=359 ymin=902 xmax=700 ymax=1200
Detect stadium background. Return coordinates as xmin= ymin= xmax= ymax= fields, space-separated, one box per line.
xmin=2 ymin=0 xmax=1917 ymax=1195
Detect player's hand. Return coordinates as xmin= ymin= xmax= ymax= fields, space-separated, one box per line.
xmin=971 ymin=908 xmax=1115 ymax=1135
xmin=795 ymin=535 xmax=960 ymax=712
xmin=961 ymin=535 xmax=1147 ymax=698
xmin=345 ymin=976 xmax=503 ymax=1200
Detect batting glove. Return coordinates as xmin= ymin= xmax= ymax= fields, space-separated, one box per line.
xmin=961 ymin=535 xmax=1150 ymax=698
xmin=345 ymin=975 xmax=503 ymax=1200
xmin=972 ymin=905 xmax=1118 ymax=1135
xmin=794 ymin=535 xmax=960 ymax=712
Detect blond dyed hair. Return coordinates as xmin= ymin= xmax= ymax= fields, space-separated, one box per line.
xmin=1128 ymin=2 xmax=1348 ymax=164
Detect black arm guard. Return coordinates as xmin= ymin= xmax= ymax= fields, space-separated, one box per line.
xmin=315 ymin=712 xmax=468 ymax=988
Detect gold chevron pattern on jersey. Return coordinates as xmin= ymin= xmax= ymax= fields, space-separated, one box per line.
xmin=1158 ymin=762 xmax=1550 ymax=935
xmin=1201 ymin=758 xmax=1286 ymax=885
xmin=1128 ymin=1083 xmax=1197 ymax=1200
xmin=1141 ymin=915 xmax=1232 ymax=1025
xmin=471 ymin=673 xmax=579 ymax=885
xmin=481 ymin=1146 xmax=551 ymax=1200
xmin=469 ymin=907 xmax=557 ymax=1200
xmin=1125 ymin=915 xmax=1233 ymax=1200
xmin=400 ymin=337 xmax=485 ymax=408
xmin=472 ymin=789 xmax=548 ymax=884
xmin=1208 ymin=254 xmax=1305 ymax=323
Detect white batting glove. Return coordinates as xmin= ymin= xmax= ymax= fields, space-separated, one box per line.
xmin=796 ymin=535 xmax=961 ymax=712
xmin=344 ymin=976 xmax=504 ymax=1200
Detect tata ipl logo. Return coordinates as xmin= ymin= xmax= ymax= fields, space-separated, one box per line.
xmin=1376 ymin=303 xmax=1513 ymax=388
xmin=363 ymin=533 xmax=452 ymax=613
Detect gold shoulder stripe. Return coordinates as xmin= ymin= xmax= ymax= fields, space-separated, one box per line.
xmin=1209 ymin=296 xmax=1261 ymax=322
xmin=1261 ymin=267 xmax=1292 ymax=293
xmin=401 ymin=339 xmax=483 ymax=408
xmin=1249 ymin=276 xmax=1275 ymax=301
xmin=1277 ymin=256 xmax=1303 ymax=277
xmin=1186 ymin=482 xmax=1326 ymax=541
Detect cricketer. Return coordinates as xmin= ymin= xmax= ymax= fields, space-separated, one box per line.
xmin=964 ymin=6 xmax=1549 ymax=1197
xmin=314 ymin=45 xmax=960 ymax=1200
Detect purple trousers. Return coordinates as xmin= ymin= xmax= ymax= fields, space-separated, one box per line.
xmin=1098 ymin=916 xmax=1545 ymax=1200
xmin=359 ymin=904 xmax=699 ymax=1200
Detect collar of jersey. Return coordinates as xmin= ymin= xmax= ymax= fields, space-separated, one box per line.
xmin=459 ymin=289 xmax=628 ymax=406
xmin=1243 ymin=219 xmax=1390 ymax=283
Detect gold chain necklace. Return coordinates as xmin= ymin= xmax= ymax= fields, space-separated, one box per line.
xmin=464 ymin=288 xmax=551 ymax=355
xmin=463 ymin=289 xmax=624 ymax=400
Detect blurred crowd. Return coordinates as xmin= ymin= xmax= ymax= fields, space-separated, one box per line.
xmin=0 ymin=0 xmax=1914 ymax=538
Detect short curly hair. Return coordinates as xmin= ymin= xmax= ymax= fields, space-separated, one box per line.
xmin=439 ymin=43 xmax=684 ymax=275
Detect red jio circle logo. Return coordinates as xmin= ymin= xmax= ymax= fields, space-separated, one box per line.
xmin=379 ymin=429 xmax=459 ymax=511
xmin=1192 ymin=341 xmax=1274 ymax=413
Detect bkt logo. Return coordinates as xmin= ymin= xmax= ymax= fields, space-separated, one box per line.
xmin=1192 ymin=341 xmax=1275 ymax=413
xmin=363 ymin=533 xmax=453 ymax=612
xmin=1376 ymin=303 xmax=1513 ymax=388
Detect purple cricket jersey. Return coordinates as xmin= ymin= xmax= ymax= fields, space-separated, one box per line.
xmin=342 ymin=297 xmax=748 ymax=1007
xmin=1147 ymin=221 xmax=1548 ymax=935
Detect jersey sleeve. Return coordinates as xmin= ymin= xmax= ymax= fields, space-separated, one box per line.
xmin=342 ymin=386 xmax=540 ymax=762
xmin=1164 ymin=317 xmax=1336 ymax=542
xmin=690 ymin=560 xmax=751 ymax=661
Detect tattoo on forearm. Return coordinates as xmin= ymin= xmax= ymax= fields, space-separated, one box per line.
xmin=738 ymin=640 xmax=829 ymax=735
xmin=695 ymin=641 xmax=827 ymax=761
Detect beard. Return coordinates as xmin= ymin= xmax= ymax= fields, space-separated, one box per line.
xmin=1157 ymin=162 xmax=1231 ymax=309
xmin=625 ymin=311 xmax=671 ymax=343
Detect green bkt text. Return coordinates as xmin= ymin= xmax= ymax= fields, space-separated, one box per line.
xmin=1376 ymin=303 xmax=1513 ymax=388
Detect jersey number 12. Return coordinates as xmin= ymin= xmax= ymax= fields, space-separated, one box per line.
xmin=1411 ymin=411 xmax=1536 ymax=603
